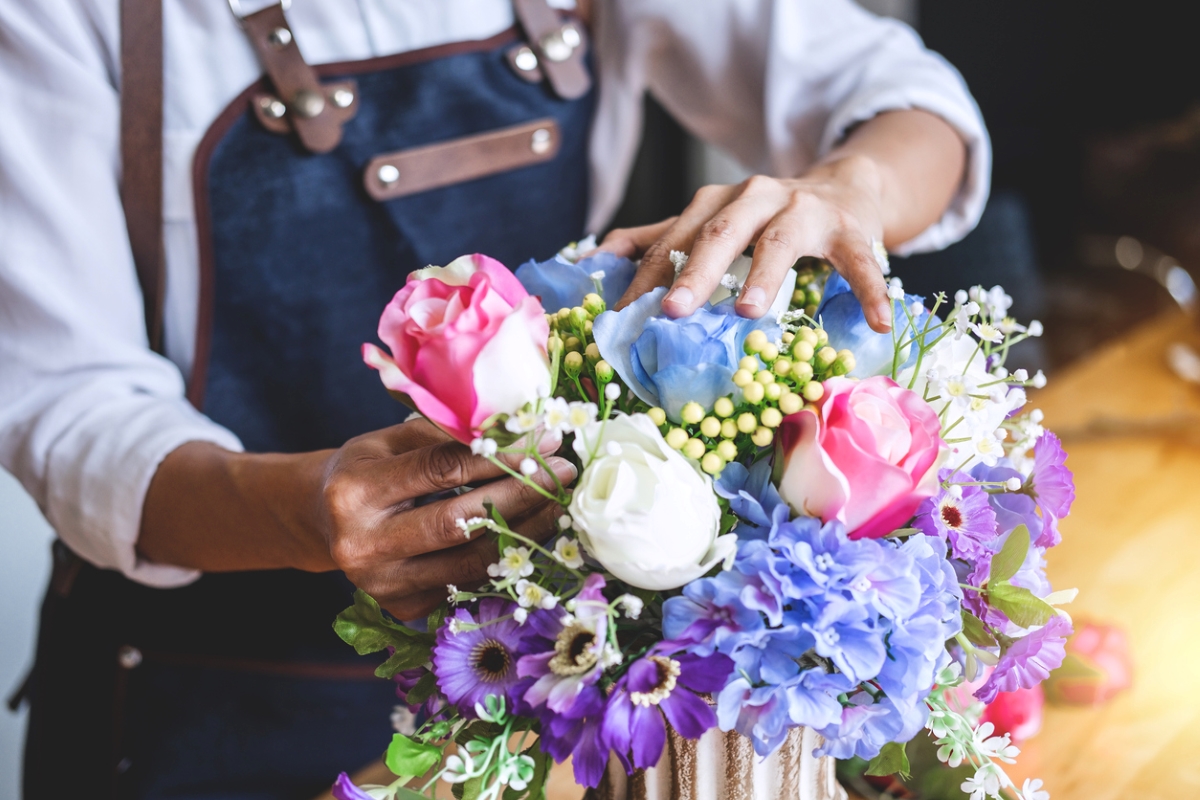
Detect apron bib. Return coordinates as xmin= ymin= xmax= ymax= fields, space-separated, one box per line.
xmin=24 ymin=7 xmax=594 ymax=798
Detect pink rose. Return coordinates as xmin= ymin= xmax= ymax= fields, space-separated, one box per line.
xmin=1044 ymin=622 xmax=1133 ymax=705
xmin=362 ymin=254 xmax=551 ymax=444
xmin=981 ymin=684 xmax=1044 ymax=743
xmin=776 ymin=376 xmax=945 ymax=539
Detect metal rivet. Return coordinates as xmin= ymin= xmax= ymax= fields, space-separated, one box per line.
xmin=531 ymin=128 xmax=552 ymax=154
xmin=332 ymin=88 xmax=354 ymax=108
xmin=259 ymin=96 xmax=286 ymax=119
xmin=539 ymin=29 xmax=575 ymax=63
xmin=561 ymin=24 xmax=581 ymax=49
xmin=377 ymin=164 xmax=400 ymax=185
xmin=117 ymin=646 xmax=143 ymax=669
xmin=513 ymin=46 xmax=539 ymax=72
xmin=267 ymin=26 xmax=293 ymax=49
xmin=291 ymin=89 xmax=325 ymax=119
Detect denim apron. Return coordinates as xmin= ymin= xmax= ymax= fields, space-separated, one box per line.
xmin=23 ymin=7 xmax=594 ymax=798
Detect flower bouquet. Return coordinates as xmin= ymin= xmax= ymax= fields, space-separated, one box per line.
xmin=334 ymin=243 xmax=1076 ymax=800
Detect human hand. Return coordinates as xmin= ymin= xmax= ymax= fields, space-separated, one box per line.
xmin=317 ymin=417 xmax=575 ymax=618
xmin=599 ymin=155 xmax=893 ymax=332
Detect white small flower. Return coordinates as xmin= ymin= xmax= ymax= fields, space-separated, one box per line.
xmin=926 ymin=708 xmax=960 ymax=739
xmin=543 ymin=396 xmax=572 ymax=433
xmin=557 ymin=514 xmax=573 ymax=530
xmin=599 ymin=643 xmax=624 ymax=668
xmin=1021 ymin=778 xmax=1050 ymax=800
xmin=567 ymin=401 xmax=598 ymax=429
xmin=604 ymin=383 xmax=621 ymax=401
xmin=442 ymin=748 xmax=475 ymax=783
xmin=487 ymin=546 xmax=534 ymax=579
xmin=515 ymin=578 xmax=559 ymax=610
xmin=965 ymin=300 xmax=981 ymax=315
xmin=669 ymin=250 xmax=689 ymax=274
xmin=1013 ymin=368 xmax=1029 ymax=382
xmin=979 ymin=730 xmax=1020 ymax=764
xmin=955 ymin=289 xmax=969 ymax=305
xmin=971 ymin=431 xmax=1005 ymax=466
xmin=447 ymin=584 xmax=460 ymax=604
xmin=719 ymin=273 xmax=742 ymax=293
xmin=1028 ymin=320 xmax=1044 ymax=337
xmin=910 ymin=300 xmax=925 ymax=317
xmin=997 ymin=316 xmax=1026 ymax=335
xmin=949 ymin=483 xmax=964 ymax=499
xmin=505 ymin=408 xmax=539 ymax=434
xmin=470 ymin=437 xmax=498 ymax=457
xmin=589 ymin=269 xmax=606 ymax=282
xmin=887 ymin=284 xmax=905 ymax=300
xmin=971 ymin=321 xmax=1005 ymax=344
xmin=952 ymin=305 xmax=972 ymax=338
xmin=985 ymin=285 xmax=1013 ymax=316
xmin=616 ymin=593 xmax=644 ymax=619
xmin=553 ymin=536 xmax=585 ymax=569
xmin=448 ymin=618 xmax=464 ymax=635
xmin=520 ymin=457 xmax=539 ymax=476
xmin=872 ymin=237 xmax=891 ymax=275
xmin=991 ymin=366 xmax=1009 ymax=379
xmin=1006 ymin=477 xmax=1022 ymax=491
xmin=1031 ymin=370 xmax=1047 ymax=388
xmin=512 ymin=607 xmax=529 ymax=625
xmin=1030 ymin=408 xmax=1045 ymax=423
xmin=937 ymin=737 xmax=970 ymax=768
xmin=961 ymin=764 xmax=1002 ymax=800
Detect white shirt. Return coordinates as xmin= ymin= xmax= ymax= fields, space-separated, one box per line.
xmin=0 ymin=0 xmax=990 ymax=587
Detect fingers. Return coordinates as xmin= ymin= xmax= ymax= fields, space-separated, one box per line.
xmin=598 ymin=217 xmax=677 ymax=260
xmin=828 ymin=233 xmax=892 ymax=333
xmin=614 ymin=184 xmax=739 ymax=311
xmin=735 ymin=199 xmax=823 ymax=319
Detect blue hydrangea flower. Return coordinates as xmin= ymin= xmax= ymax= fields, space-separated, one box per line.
xmin=515 ymin=250 xmax=637 ymax=312
xmin=816 ymin=272 xmax=931 ymax=377
xmin=593 ymin=288 xmax=781 ymax=421
xmin=714 ymin=460 xmax=789 ymax=540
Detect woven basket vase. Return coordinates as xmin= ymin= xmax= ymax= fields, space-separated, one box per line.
xmin=584 ymin=725 xmax=847 ymax=800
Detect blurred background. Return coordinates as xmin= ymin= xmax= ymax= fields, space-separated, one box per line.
xmin=3 ymin=1 xmax=1199 ymax=798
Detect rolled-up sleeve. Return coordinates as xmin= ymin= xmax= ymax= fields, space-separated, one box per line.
xmin=619 ymin=0 xmax=991 ymax=254
xmin=0 ymin=0 xmax=240 ymax=587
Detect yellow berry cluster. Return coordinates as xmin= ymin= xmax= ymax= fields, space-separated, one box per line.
xmin=547 ymin=293 xmax=616 ymax=401
xmin=651 ymin=323 xmax=856 ymax=477
xmin=791 ymin=264 xmax=825 ymax=318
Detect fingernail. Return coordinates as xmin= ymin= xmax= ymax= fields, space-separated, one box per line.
xmin=874 ymin=302 xmax=893 ymax=331
xmin=665 ymin=286 xmax=694 ymax=310
xmin=547 ymin=457 xmax=578 ymax=482
xmin=739 ymin=286 xmax=767 ymax=310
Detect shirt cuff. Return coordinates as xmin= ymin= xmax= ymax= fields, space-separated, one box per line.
xmin=820 ymin=80 xmax=992 ymax=258
xmin=45 ymin=397 xmax=243 ymax=588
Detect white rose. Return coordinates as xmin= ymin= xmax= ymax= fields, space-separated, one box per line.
xmin=568 ymin=413 xmax=734 ymax=591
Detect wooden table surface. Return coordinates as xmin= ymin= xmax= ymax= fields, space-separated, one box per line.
xmin=1003 ymin=310 xmax=1200 ymax=798
xmin=318 ymin=312 xmax=1200 ymax=800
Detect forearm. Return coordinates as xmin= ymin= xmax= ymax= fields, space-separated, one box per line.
xmin=816 ymin=108 xmax=968 ymax=249
xmin=139 ymin=441 xmax=334 ymax=573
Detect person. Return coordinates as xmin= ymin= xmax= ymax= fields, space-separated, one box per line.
xmin=0 ymin=0 xmax=988 ymax=796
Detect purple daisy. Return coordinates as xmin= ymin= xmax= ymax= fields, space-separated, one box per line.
xmin=914 ymin=470 xmax=999 ymax=563
xmin=602 ymin=644 xmax=733 ymax=771
xmin=975 ymin=614 xmax=1072 ymax=703
xmin=1030 ymin=432 xmax=1075 ymax=548
xmin=537 ymin=684 xmax=612 ymax=789
xmin=517 ymin=573 xmax=611 ymax=714
xmin=431 ymin=597 xmax=527 ymax=715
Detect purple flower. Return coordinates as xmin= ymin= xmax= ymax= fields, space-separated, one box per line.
xmin=331 ymin=773 xmax=377 ymax=800
xmin=603 ymin=645 xmax=733 ymax=770
xmin=517 ymin=574 xmax=611 ymax=714
xmin=975 ymin=615 xmax=1073 ymax=703
xmin=662 ymin=572 xmax=766 ymax=655
xmin=392 ymin=667 xmax=444 ymax=718
xmin=716 ymin=676 xmax=795 ymax=755
xmin=432 ymin=598 xmax=527 ymax=715
xmin=537 ymin=684 xmax=612 ymax=789
xmin=914 ymin=469 xmax=999 ymax=563
xmin=1031 ymin=432 xmax=1074 ymax=547
xmin=714 ymin=459 xmax=790 ymax=540
xmin=817 ymin=694 xmax=925 ymax=761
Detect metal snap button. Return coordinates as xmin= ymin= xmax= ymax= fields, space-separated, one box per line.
xmin=531 ymin=128 xmax=553 ymax=154
xmin=267 ymin=27 xmax=293 ymax=49
xmin=377 ymin=164 xmax=400 ymax=185
xmin=331 ymin=88 xmax=355 ymax=109
xmin=561 ymin=24 xmax=581 ymax=49
xmin=259 ymin=96 xmax=287 ymax=119
xmin=514 ymin=46 xmax=539 ymax=72
xmin=291 ymin=90 xmax=326 ymax=119
xmin=117 ymin=646 xmax=143 ymax=669
xmin=539 ymin=28 xmax=575 ymax=62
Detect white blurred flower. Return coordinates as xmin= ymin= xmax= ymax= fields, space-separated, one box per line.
xmin=970 ymin=431 xmax=1006 ymax=466
xmin=604 ymin=383 xmax=621 ymax=401
xmin=471 ymin=437 xmax=498 ymax=457
xmin=553 ymin=536 xmax=585 ymax=569
xmin=669 ymin=250 xmax=689 ymax=274
xmin=977 ymin=725 xmax=1020 ymax=764
xmin=1031 ymin=370 xmax=1047 ymax=389
xmin=557 ymin=514 xmax=573 ymax=530
xmin=542 ymin=397 xmax=572 ymax=433
xmin=616 ymin=593 xmax=644 ymax=619
xmin=520 ymin=458 xmax=538 ymax=476
xmin=1021 ymin=778 xmax=1050 ymax=800
xmin=997 ymin=317 xmax=1026 ymax=335
xmin=446 ymin=584 xmax=460 ymax=604
xmin=512 ymin=607 xmax=528 ymax=625
xmin=515 ymin=579 xmax=559 ymax=610
xmin=955 ymin=289 xmax=969 ymax=305
xmin=984 ymin=286 xmax=1013 ymax=316
xmin=487 ymin=546 xmax=534 ymax=579
xmin=961 ymin=764 xmax=1002 ymax=800
xmin=972 ymin=321 xmax=1005 ymax=344
xmin=569 ymin=401 xmax=598 ymax=428
xmin=1013 ymin=368 xmax=1029 ymax=382
xmin=888 ymin=284 xmax=905 ymax=300
xmin=1028 ymin=320 xmax=1044 ymax=337
xmin=1006 ymin=477 xmax=1022 ymax=491
xmin=872 ymin=237 xmax=891 ymax=275
xmin=589 ymin=269 xmax=606 ymax=282
xmin=505 ymin=408 xmax=539 ymax=434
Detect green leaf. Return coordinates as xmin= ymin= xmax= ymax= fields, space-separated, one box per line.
xmin=395 ymin=788 xmax=433 ymax=800
xmin=989 ymin=524 xmax=1030 ymax=585
xmin=384 ymin=733 xmax=443 ymax=779
xmin=456 ymin=775 xmax=484 ymax=800
xmin=375 ymin=645 xmax=431 ymax=679
xmin=960 ymin=610 xmax=996 ymax=648
xmin=333 ymin=590 xmax=433 ymax=655
xmin=428 ymin=604 xmax=448 ymax=632
xmin=405 ymin=671 xmax=439 ymax=707
xmin=865 ymin=741 xmax=911 ymax=779
xmin=484 ymin=501 xmax=515 ymax=552
xmin=987 ymin=581 xmax=1056 ymax=628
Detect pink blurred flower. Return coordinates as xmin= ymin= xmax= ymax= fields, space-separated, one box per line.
xmin=1045 ymin=622 xmax=1133 ymax=705
xmin=362 ymin=254 xmax=550 ymax=444
xmin=981 ymin=684 xmax=1044 ymax=744
xmin=776 ymin=376 xmax=945 ymax=539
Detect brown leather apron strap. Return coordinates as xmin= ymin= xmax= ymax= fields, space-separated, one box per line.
xmin=119 ymin=0 xmax=166 ymax=354
xmin=512 ymin=0 xmax=592 ymax=99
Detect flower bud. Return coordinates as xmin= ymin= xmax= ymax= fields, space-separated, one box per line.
xmin=797 ymin=327 xmax=819 ymax=348
xmin=700 ymin=452 xmax=725 ymax=475
xmin=792 ymin=341 xmax=815 ymax=362
xmin=605 ymin=382 xmax=621 ymax=401
xmin=582 ymin=293 xmax=605 ymax=317
xmin=681 ymin=401 xmax=706 ymax=425
xmin=565 ymin=336 xmax=582 ymax=352
xmin=584 ymin=319 xmax=593 ymax=335
xmin=683 ymin=438 xmax=706 ymax=460
xmin=782 ymin=331 xmax=795 ymax=344
xmin=791 ymin=361 xmax=814 ymax=384
xmin=764 ymin=382 xmax=782 ymax=401
xmin=806 ymin=289 xmax=822 ymax=306
xmin=754 ymin=370 xmax=775 ymax=385
xmin=732 ymin=369 xmax=754 ymax=388
xmin=548 ymin=336 xmax=564 ymax=357
xmin=760 ymin=407 xmax=783 ymax=428
xmin=772 ymin=358 xmax=791 ymax=376
xmin=720 ymin=419 xmax=739 ymax=439
xmin=713 ymin=397 xmax=735 ymax=418
xmin=647 ymin=407 xmax=668 ymax=426
xmin=814 ymin=328 xmax=829 ymax=346
xmin=564 ymin=351 xmax=584 ymax=375
xmin=716 ymin=440 xmax=738 ymax=461
xmin=700 ymin=416 xmax=722 ymax=438
xmin=584 ymin=342 xmax=602 ymax=363
xmin=595 ymin=360 xmax=614 ymax=381
xmin=759 ymin=343 xmax=779 ymax=362
xmin=556 ymin=307 xmax=571 ymax=321
xmin=792 ymin=288 xmax=807 ymax=304
xmin=779 ymin=391 xmax=803 ymax=415
xmin=739 ymin=355 xmax=760 ymax=372
xmin=736 ymin=412 xmax=758 ymax=434
xmin=569 ymin=306 xmax=589 ymax=329
xmin=665 ymin=428 xmax=689 ymax=450
xmin=742 ymin=381 xmax=765 ymax=404
xmin=744 ymin=330 xmax=769 ymax=355
xmin=835 ymin=350 xmax=856 ymax=374
xmin=802 ymin=380 xmax=824 ymax=402
xmin=816 ymin=346 xmax=838 ymax=368
xmin=751 ymin=426 xmax=774 ymax=447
